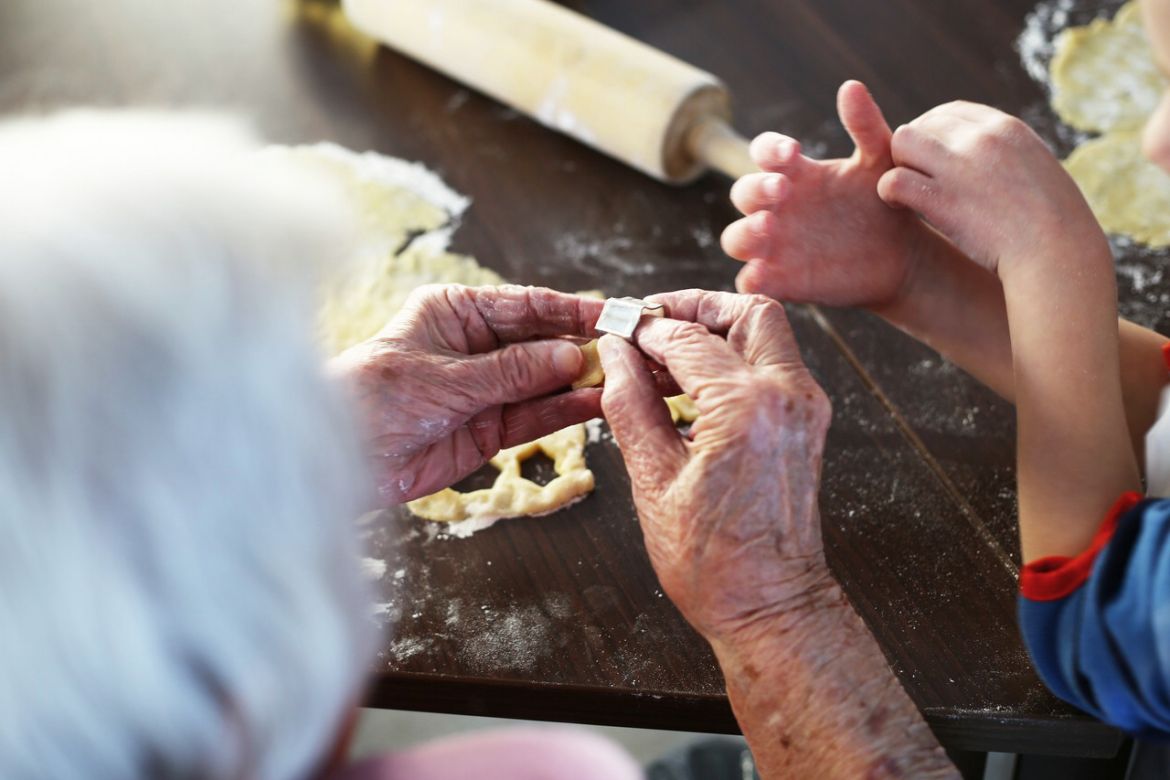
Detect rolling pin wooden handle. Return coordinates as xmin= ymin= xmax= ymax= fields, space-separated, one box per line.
xmin=342 ymin=0 xmax=761 ymax=185
xmin=687 ymin=116 xmax=758 ymax=180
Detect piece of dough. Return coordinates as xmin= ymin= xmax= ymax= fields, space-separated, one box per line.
xmin=407 ymin=425 xmax=595 ymax=523
xmin=1066 ymin=130 xmax=1170 ymax=246
xmin=274 ymin=143 xmax=596 ymax=524
xmin=569 ymin=338 xmax=698 ymax=422
xmin=1047 ymin=2 xmax=1170 ymax=247
xmin=666 ymin=393 xmax=698 ymax=423
xmin=1051 ymin=2 xmax=1165 ymax=134
xmin=572 ymin=340 xmax=605 ymax=389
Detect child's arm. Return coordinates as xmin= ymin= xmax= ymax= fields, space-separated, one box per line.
xmin=876 ymin=226 xmax=1170 ymax=464
xmin=1017 ymin=494 xmax=1170 ymax=734
xmin=876 ymin=101 xmax=1140 ymax=561
xmin=722 ymin=81 xmax=1168 ymax=474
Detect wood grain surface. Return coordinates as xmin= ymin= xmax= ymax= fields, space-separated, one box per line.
xmin=3 ymin=0 xmax=1153 ymax=758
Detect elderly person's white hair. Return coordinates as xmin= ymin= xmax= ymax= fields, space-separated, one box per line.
xmin=0 ymin=112 xmax=377 ymax=779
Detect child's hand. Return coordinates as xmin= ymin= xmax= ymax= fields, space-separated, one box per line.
xmin=721 ymin=81 xmax=924 ymax=310
xmin=877 ymin=102 xmax=1109 ymax=278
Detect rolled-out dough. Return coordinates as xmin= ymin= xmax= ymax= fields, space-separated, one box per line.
xmin=1051 ymin=2 xmax=1165 ymax=134
xmin=1066 ymin=130 xmax=1170 ymax=246
xmin=1050 ymin=2 xmax=1170 ymax=248
xmin=275 ymin=143 xmax=597 ymax=525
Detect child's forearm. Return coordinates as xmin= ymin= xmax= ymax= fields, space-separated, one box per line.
xmin=875 ymin=226 xmax=1014 ymax=398
xmin=877 ymin=227 xmax=1168 ymax=468
xmin=1003 ymin=252 xmax=1139 ymax=560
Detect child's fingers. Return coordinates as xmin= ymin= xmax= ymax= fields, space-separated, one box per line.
xmin=749 ymin=132 xmax=807 ymax=173
xmin=735 ymin=259 xmax=778 ymax=297
xmin=720 ymin=211 xmax=777 ymax=262
xmin=734 ymin=258 xmax=808 ymax=303
xmin=876 ymin=167 xmax=942 ymax=215
xmin=916 ymin=100 xmax=997 ymax=126
xmin=837 ymin=80 xmax=893 ymax=169
xmin=889 ymin=123 xmax=951 ymax=174
xmin=729 ymin=172 xmax=790 ymax=215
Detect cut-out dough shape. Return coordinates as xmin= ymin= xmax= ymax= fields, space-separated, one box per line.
xmin=1051 ymin=2 xmax=1165 ymax=134
xmin=406 ymin=425 xmax=595 ymax=523
xmin=274 ymin=143 xmax=596 ymax=524
xmin=1066 ymin=130 xmax=1170 ymax=246
xmin=1049 ymin=2 xmax=1170 ymax=247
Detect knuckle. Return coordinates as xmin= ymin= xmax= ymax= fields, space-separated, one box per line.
xmin=885 ymin=168 xmax=910 ymax=193
xmin=405 ymin=283 xmax=448 ymax=308
xmin=745 ymin=292 xmax=779 ymax=310
xmin=493 ymin=347 xmax=537 ymax=389
xmin=889 ymin=125 xmax=917 ymax=158
xmin=671 ymin=320 xmax=711 ymax=344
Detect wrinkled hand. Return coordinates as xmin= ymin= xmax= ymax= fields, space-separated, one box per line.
xmin=599 ymin=290 xmax=833 ymax=643
xmin=878 ymin=101 xmax=1109 ymax=277
xmin=721 ymin=81 xmax=925 ymax=309
xmin=330 ymin=284 xmax=603 ymax=506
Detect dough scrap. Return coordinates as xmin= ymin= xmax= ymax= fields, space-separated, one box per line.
xmin=1066 ymin=130 xmax=1170 ymax=246
xmin=1050 ymin=2 xmax=1170 ymax=248
xmin=572 ymin=340 xmax=605 ymax=390
xmin=1051 ymin=2 xmax=1165 ymax=134
xmin=406 ymin=425 xmax=595 ymax=523
xmin=275 ymin=143 xmax=596 ymax=524
xmin=569 ymin=339 xmax=698 ymax=423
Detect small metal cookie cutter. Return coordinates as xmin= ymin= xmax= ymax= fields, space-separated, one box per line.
xmin=594 ymin=296 xmax=665 ymax=340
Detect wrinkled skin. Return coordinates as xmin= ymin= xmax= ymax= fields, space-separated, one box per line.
xmin=599 ymin=290 xmax=833 ymax=642
xmin=878 ymin=101 xmax=1109 ymax=278
xmin=721 ymin=81 xmax=927 ymax=310
xmin=329 ymin=284 xmax=603 ymax=506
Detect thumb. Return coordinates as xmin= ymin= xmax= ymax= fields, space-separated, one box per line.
xmin=838 ymin=80 xmax=892 ymax=168
xmin=455 ymin=339 xmax=583 ymax=408
xmin=599 ymin=335 xmax=687 ymax=487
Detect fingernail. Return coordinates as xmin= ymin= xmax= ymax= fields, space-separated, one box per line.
xmin=762 ymin=174 xmax=783 ymax=199
xmin=598 ymin=334 xmax=630 ymax=367
xmin=552 ymin=342 xmax=582 ymax=377
xmin=773 ymin=139 xmax=793 ymax=163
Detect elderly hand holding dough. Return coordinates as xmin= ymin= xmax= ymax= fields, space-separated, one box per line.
xmin=330 ymin=284 xmax=606 ymax=506
xmin=335 ymin=280 xmax=955 ymax=777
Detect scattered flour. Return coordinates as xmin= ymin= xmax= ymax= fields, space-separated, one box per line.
xmin=389 ymin=636 xmax=432 ymax=662
xmin=359 ymin=557 xmax=387 ymax=580
xmin=456 ymin=603 xmax=553 ymax=673
xmin=554 ymin=232 xmax=655 ymax=276
xmin=438 ymin=515 xmax=504 ymax=539
xmin=690 ymin=224 xmax=716 ymax=249
xmin=1017 ymin=0 xmax=1076 ymax=86
xmin=306 ymin=141 xmax=470 ymax=218
xmin=585 ymin=418 xmax=606 ymax=444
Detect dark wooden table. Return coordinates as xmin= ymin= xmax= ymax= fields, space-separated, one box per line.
xmin=6 ymin=0 xmax=1158 ymax=759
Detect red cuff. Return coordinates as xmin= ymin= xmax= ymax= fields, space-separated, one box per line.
xmin=1161 ymin=341 xmax=1170 ymax=373
xmin=1019 ymin=492 xmax=1143 ymax=602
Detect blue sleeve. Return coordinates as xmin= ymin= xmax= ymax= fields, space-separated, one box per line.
xmin=1019 ymin=497 xmax=1170 ymax=736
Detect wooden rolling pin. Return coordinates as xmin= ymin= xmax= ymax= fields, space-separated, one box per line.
xmin=342 ymin=0 xmax=757 ymax=183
